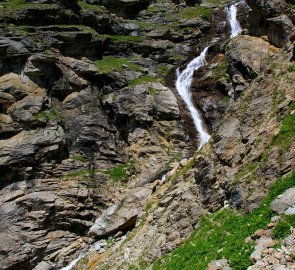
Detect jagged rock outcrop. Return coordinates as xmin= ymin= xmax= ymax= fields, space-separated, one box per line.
xmin=247 ymin=0 xmax=295 ymax=47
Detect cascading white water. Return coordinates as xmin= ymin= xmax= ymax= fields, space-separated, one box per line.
xmin=60 ymin=254 xmax=84 ymax=270
xmin=176 ymin=47 xmax=211 ymax=150
xmin=225 ymin=2 xmax=242 ymax=38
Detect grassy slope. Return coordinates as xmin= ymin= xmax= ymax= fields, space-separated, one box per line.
xmin=152 ymin=171 xmax=295 ymax=270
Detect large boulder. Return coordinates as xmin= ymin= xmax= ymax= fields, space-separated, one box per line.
xmin=247 ymin=0 xmax=294 ymax=47
xmin=271 ymin=188 xmax=295 ymax=214
xmin=89 ymin=186 xmax=152 ymax=237
xmin=226 ymin=35 xmax=277 ymax=79
xmin=103 ymin=82 xmax=180 ymax=125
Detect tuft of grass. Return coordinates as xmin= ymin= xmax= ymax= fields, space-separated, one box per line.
xmin=272 ymin=108 xmax=295 ymax=150
xmin=32 ymin=108 xmax=62 ymax=121
xmin=0 ymin=0 xmax=56 ymax=10
xmin=235 ymin=163 xmax=258 ymax=182
xmin=273 ymin=215 xmax=295 ymax=240
xmin=287 ymin=65 xmax=295 ymax=73
xmin=129 ymin=75 xmax=158 ymax=87
xmin=71 ymin=153 xmax=88 ymax=163
xmin=152 ymin=171 xmax=295 ymax=270
xmin=180 ymin=6 xmax=213 ymax=20
xmin=108 ymin=35 xmax=143 ymax=43
xmin=212 ymin=60 xmax=229 ymax=81
xmin=157 ymin=65 xmax=171 ymax=77
xmin=105 ymin=162 xmax=134 ymax=182
xmin=148 ymin=87 xmax=159 ymax=95
xmin=95 ymin=56 xmax=142 ymax=74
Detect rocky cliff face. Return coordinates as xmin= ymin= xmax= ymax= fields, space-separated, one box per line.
xmin=0 ymin=0 xmax=294 ymax=270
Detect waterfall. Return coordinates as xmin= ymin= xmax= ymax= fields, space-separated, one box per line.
xmin=60 ymin=254 xmax=84 ymax=270
xmin=176 ymin=47 xmax=211 ymax=150
xmin=225 ymin=2 xmax=242 ymax=38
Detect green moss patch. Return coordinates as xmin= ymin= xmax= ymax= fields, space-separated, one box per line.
xmin=273 ymin=215 xmax=295 ymax=240
xmin=152 ymin=171 xmax=295 ymax=270
xmin=107 ymin=35 xmax=143 ymax=43
xmin=180 ymin=6 xmax=213 ymax=20
xmin=129 ymin=75 xmax=158 ymax=87
xmin=77 ymin=0 xmax=106 ymax=11
xmin=272 ymin=109 xmax=295 ymax=150
xmin=32 ymin=108 xmax=62 ymax=121
xmin=105 ymin=162 xmax=134 ymax=182
xmin=95 ymin=56 xmax=142 ymax=74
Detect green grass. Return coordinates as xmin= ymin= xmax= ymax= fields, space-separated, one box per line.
xmin=180 ymin=6 xmax=213 ymax=20
xmin=235 ymin=163 xmax=258 ymax=182
xmin=169 ymin=157 xmax=195 ymax=183
xmin=272 ymin=108 xmax=295 ymax=150
xmin=105 ymin=162 xmax=134 ymax=182
xmin=107 ymin=35 xmax=143 ymax=43
xmin=129 ymin=75 xmax=158 ymax=87
xmin=71 ymin=153 xmax=88 ymax=163
xmin=212 ymin=60 xmax=229 ymax=81
xmin=148 ymin=87 xmax=158 ymax=95
xmin=95 ymin=56 xmax=142 ymax=74
xmin=32 ymin=108 xmax=62 ymax=121
xmin=273 ymin=215 xmax=295 ymax=240
xmin=152 ymin=171 xmax=295 ymax=270
xmin=157 ymin=65 xmax=171 ymax=77
xmin=287 ymin=65 xmax=295 ymax=73
xmin=165 ymin=152 xmax=183 ymax=170
xmin=0 ymin=0 xmax=56 ymax=10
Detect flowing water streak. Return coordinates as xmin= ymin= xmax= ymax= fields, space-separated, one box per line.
xmin=60 ymin=254 xmax=84 ymax=270
xmin=176 ymin=47 xmax=211 ymax=150
xmin=225 ymin=2 xmax=242 ymax=38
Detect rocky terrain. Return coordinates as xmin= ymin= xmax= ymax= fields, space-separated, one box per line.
xmin=0 ymin=0 xmax=294 ymax=270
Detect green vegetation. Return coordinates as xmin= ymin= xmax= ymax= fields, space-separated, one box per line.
xmin=152 ymin=171 xmax=295 ymax=270
xmin=0 ymin=0 xmax=56 ymax=10
xmin=180 ymin=6 xmax=213 ymax=20
xmin=170 ymin=157 xmax=195 ymax=182
xmin=272 ymin=106 xmax=295 ymax=150
xmin=62 ymin=161 xmax=134 ymax=182
xmin=105 ymin=162 xmax=134 ymax=182
xmin=262 ymin=101 xmax=295 ymax=167
xmin=129 ymin=75 xmax=158 ymax=87
xmin=212 ymin=60 xmax=230 ymax=82
xmin=95 ymin=56 xmax=142 ymax=74
xmin=235 ymin=162 xmax=258 ymax=183
xmin=32 ymin=108 xmax=62 ymax=121
xmin=287 ymin=64 xmax=295 ymax=73
xmin=148 ymin=87 xmax=159 ymax=95
xmin=71 ymin=153 xmax=88 ymax=163
xmin=64 ymin=169 xmax=91 ymax=178
xmin=157 ymin=65 xmax=171 ymax=77
xmin=107 ymin=35 xmax=143 ymax=43
xmin=165 ymin=152 xmax=183 ymax=170
xmin=273 ymin=215 xmax=295 ymax=240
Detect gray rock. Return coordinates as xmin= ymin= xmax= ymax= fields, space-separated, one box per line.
xmin=8 ymin=95 xmax=44 ymax=122
xmin=226 ymin=35 xmax=275 ymax=79
xmin=271 ymin=188 xmax=295 ymax=214
xmin=285 ymin=207 xmax=295 ymax=215
xmin=89 ymin=187 xmax=152 ymax=237
xmin=33 ymin=261 xmax=55 ymax=270
xmin=207 ymin=259 xmax=232 ymax=270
